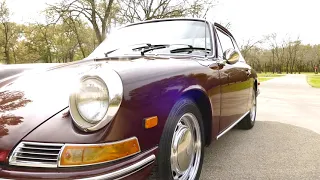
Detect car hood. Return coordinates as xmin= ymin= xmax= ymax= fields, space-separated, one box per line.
xmin=0 ymin=60 xmax=104 ymax=150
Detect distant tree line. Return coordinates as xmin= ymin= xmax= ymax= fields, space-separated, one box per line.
xmin=242 ymin=34 xmax=320 ymax=74
xmin=1 ymin=0 xmax=319 ymax=74
xmin=0 ymin=0 xmax=214 ymax=64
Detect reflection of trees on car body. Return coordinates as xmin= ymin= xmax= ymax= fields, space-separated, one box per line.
xmin=0 ymin=90 xmax=31 ymax=138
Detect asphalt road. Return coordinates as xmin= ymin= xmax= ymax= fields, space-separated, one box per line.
xmin=200 ymin=74 xmax=320 ymax=180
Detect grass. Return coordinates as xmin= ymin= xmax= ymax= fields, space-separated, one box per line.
xmin=257 ymin=73 xmax=285 ymax=82
xmin=257 ymin=72 xmax=320 ymax=87
xmin=258 ymin=77 xmax=274 ymax=82
xmin=307 ymin=74 xmax=320 ymax=88
xmin=300 ymin=72 xmax=320 ymax=76
xmin=257 ymin=73 xmax=286 ymax=77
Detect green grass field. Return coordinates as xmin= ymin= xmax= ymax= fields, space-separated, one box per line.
xmin=299 ymin=72 xmax=319 ymax=75
xmin=307 ymin=75 xmax=320 ymax=88
xmin=258 ymin=77 xmax=274 ymax=82
xmin=256 ymin=72 xmax=320 ymax=87
xmin=257 ymin=73 xmax=285 ymax=82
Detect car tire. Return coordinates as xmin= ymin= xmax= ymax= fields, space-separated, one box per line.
xmin=152 ymin=97 xmax=205 ymax=180
xmin=238 ymin=88 xmax=257 ymax=130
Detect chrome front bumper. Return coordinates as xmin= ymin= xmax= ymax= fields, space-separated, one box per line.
xmin=78 ymin=155 xmax=156 ymax=180
xmin=1 ymin=153 xmax=156 ymax=180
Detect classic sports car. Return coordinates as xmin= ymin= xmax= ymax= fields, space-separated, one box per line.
xmin=0 ymin=18 xmax=259 ymax=180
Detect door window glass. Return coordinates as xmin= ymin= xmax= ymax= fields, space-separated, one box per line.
xmin=216 ymin=29 xmax=235 ymax=52
xmin=214 ymin=28 xmax=224 ymax=58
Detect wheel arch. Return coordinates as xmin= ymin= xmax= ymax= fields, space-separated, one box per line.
xmin=181 ymin=86 xmax=213 ymax=146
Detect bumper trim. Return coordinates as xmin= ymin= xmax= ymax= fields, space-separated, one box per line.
xmin=78 ymin=154 xmax=156 ymax=180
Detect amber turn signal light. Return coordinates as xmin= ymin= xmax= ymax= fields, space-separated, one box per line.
xmin=59 ymin=137 xmax=140 ymax=167
xmin=144 ymin=116 xmax=158 ymax=129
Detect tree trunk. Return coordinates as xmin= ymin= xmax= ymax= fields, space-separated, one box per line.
xmin=89 ymin=1 xmax=103 ymax=44
xmin=3 ymin=23 xmax=10 ymax=64
xmin=12 ymin=47 xmax=17 ymax=64
xmin=73 ymin=27 xmax=86 ymax=58
xmin=272 ymin=51 xmax=275 ymax=74
xmin=70 ymin=19 xmax=86 ymax=58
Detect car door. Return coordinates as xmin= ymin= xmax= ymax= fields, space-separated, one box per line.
xmin=230 ymin=37 xmax=253 ymax=113
xmin=214 ymin=26 xmax=250 ymax=133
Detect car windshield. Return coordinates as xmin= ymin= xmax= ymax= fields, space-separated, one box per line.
xmin=87 ymin=20 xmax=212 ymax=59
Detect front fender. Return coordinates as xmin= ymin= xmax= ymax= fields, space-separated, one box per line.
xmin=25 ymin=58 xmax=220 ymax=153
xmin=105 ymin=58 xmax=220 ymax=151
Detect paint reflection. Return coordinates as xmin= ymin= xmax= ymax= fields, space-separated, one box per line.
xmin=0 ymin=90 xmax=32 ymax=138
xmin=128 ymin=75 xmax=189 ymax=103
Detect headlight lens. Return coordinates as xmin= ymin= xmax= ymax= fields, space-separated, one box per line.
xmin=76 ymin=77 xmax=109 ymax=124
xmin=69 ymin=67 xmax=123 ymax=132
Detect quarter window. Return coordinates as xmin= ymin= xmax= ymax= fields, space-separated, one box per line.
xmin=216 ymin=29 xmax=235 ymax=53
xmin=214 ymin=28 xmax=223 ymax=58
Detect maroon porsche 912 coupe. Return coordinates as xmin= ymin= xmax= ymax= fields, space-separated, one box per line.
xmin=0 ymin=18 xmax=259 ymax=180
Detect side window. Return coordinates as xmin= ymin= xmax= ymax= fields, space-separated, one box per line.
xmin=231 ymin=38 xmax=245 ymax=62
xmin=214 ymin=28 xmax=223 ymax=58
xmin=216 ymin=28 xmax=235 ymax=53
xmin=231 ymin=38 xmax=241 ymax=54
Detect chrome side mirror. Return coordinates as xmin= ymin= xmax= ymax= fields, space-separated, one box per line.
xmin=223 ymin=48 xmax=240 ymax=65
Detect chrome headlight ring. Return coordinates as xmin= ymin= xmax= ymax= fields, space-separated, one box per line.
xmin=69 ymin=68 xmax=123 ymax=132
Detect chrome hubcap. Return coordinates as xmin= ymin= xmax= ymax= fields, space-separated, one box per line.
xmin=171 ymin=113 xmax=201 ymax=180
xmin=250 ymin=92 xmax=256 ymax=122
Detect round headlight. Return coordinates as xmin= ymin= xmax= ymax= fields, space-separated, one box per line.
xmin=76 ymin=77 xmax=109 ymax=124
xmin=69 ymin=67 xmax=123 ymax=132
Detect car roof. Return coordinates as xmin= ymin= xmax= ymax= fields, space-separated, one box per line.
xmin=124 ymin=18 xmax=210 ymax=28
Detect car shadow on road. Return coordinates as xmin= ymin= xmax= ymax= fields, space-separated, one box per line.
xmin=200 ymin=121 xmax=320 ymax=180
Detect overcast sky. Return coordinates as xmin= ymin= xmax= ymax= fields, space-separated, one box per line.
xmin=7 ymin=0 xmax=320 ymax=45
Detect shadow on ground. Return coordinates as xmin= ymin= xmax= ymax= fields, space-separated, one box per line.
xmin=200 ymin=121 xmax=320 ymax=180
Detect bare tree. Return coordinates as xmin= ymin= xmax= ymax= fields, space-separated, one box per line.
xmin=60 ymin=13 xmax=87 ymax=58
xmin=286 ymin=38 xmax=300 ymax=73
xmin=266 ymin=33 xmax=287 ymax=73
xmin=118 ymin=0 xmax=216 ymax=23
xmin=48 ymin=0 xmax=117 ymax=44
xmin=240 ymin=38 xmax=263 ymax=59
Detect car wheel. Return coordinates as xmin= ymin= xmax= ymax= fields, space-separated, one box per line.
xmin=153 ymin=98 xmax=205 ymax=180
xmin=239 ymin=88 xmax=257 ymax=130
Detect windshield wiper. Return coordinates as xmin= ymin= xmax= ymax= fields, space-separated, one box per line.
xmin=170 ymin=47 xmax=211 ymax=55
xmin=104 ymin=49 xmax=118 ymax=57
xmin=137 ymin=44 xmax=198 ymax=55
xmin=104 ymin=43 xmax=153 ymax=57
xmin=135 ymin=44 xmax=169 ymax=55
xmin=104 ymin=43 xmax=206 ymax=57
